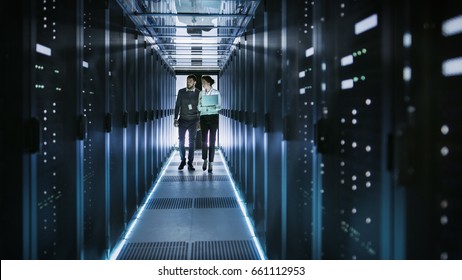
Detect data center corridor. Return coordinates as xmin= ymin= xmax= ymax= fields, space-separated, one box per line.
xmin=2 ymin=0 xmax=462 ymax=260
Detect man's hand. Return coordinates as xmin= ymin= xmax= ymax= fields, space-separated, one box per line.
xmin=174 ymin=119 xmax=179 ymax=127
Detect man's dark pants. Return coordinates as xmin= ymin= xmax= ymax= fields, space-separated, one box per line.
xmin=178 ymin=119 xmax=198 ymax=163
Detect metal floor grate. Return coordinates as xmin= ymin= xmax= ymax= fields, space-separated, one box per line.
xmin=117 ymin=241 xmax=189 ymax=260
xmin=146 ymin=198 xmax=193 ymax=209
xmin=172 ymin=161 xmax=224 ymax=166
xmin=195 ymin=175 xmax=229 ymax=181
xmin=146 ymin=197 xmax=238 ymax=209
xmin=117 ymin=241 xmax=259 ymax=260
xmin=191 ymin=240 xmax=260 ymax=260
xmin=195 ymin=161 xmax=224 ymax=166
xmin=194 ymin=197 xmax=239 ymax=209
xmin=161 ymin=175 xmax=196 ymax=182
xmin=161 ymin=175 xmax=229 ymax=182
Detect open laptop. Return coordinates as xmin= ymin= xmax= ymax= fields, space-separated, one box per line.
xmin=201 ymin=94 xmax=218 ymax=106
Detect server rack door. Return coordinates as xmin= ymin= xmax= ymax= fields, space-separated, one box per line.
xmin=319 ymin=1 xmax=393 ymax=259
xmin=108 ymin=0 xmax=125 ymax=254
xmin=280 ymin=0 xmax=314 ymax=260
xmin=220 ymin=68 xmax=227 ymax=166
xmin=137 ymin=37 xmax=147 ymax=201
xmin=232 ymin=52 xmax=239 ymax=182
xmin=233 ymin=54 xmax=240 ymax=180
xmin=154 ymin=59 xmax=161 ymax=174
xmin=146 ymin=49 xmax=154 ymax=189
xmin=30 ymin=0 xmax=83 ymax=259
xmin=171 ymin=74 xmax=177 ymax=150
xmin=169 ymin=72 xmax=175 ymax=154
xmin=162 ymin=65 xmax=168 ymax=168
xmin=152 ymin=55 xmax=160 ymax=178
xmin=265 ymin=0 xmax=284 ymax=260
xmin=226 ymin=59 xmax=233 ymax=177
xmin=305 ymin=0 xmax=322 ymax=261
xmin=160 ymin=68 xmax=166 ymax=160
xmin=402 ymin=0 xmax=462 ymax=259
xmin=224 ymin=68 xmax=233 ymax=163
xmin=230 ymin=54 xmax=237 ymax=179
xmin=224 ymin=71 xmax=231 ymax=159
xmin=238 ymin=42 xmax=246 ymax=193
xmin=244 ymin=33 xmax=255 ymax=218
xmin=82 ymin=0 xmax=108 ymax=259
xmin=166 ymin=73 xmax=174 ymax=155
xmin=125 ymin=23 xmax=138 ymax=220
xmin=159 ymin=68 xmax=165 ymax=162
xmin=3 ymin=0 xmax=33 ymax=259
xmin=432 ymin=3 xmax=462 ymax=259
xmin=221 ymin=76 xmax=227 ymax=175
xmin=164 ymin=69 xmax=169 ymax=161
xmin=252 ymin=2 xmax=267 ymax=252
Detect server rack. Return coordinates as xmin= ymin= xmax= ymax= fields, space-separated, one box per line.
xmin=219 ymin=0 xmax=461 ymax=260
xmin=82 ymin=0 xmax=108 ymax=260
xmin=3 ymin=0 xmax=176 ymax=260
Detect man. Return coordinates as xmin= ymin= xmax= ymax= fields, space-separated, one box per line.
xmin=174 ymin=74 xmax=200 ymax=170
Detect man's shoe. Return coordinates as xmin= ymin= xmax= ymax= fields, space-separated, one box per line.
xmin=208 ymin=162 xmax=213 ymax=173
xmin=178 ymin=160 xmax=186 ymax=170
xmin=202 ymin=160 xmax=207 ymax=171
xmin=187 ymin=162 xmax=195 ymax=171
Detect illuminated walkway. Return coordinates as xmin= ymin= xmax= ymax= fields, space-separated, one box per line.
xmin=111 ymin=150 xmax=265 ymax=260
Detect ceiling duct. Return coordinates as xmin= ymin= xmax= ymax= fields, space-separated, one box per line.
xmin=117 ymin=0 xmax=261 ymax=71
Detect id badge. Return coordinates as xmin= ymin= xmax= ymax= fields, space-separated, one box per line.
xmin=188 ymin=104 xmax=192 ymax=110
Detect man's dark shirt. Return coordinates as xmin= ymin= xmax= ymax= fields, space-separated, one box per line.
xmin=174 ymin=87 xmax=200 ymax=121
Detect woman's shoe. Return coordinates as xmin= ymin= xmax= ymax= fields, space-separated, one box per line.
xmin=202 ymin=160 xmax=207 ymax=171
xmin=208 ymin=162 xmax=213 ymax=173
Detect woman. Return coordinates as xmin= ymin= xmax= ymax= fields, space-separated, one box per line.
xmin=198 ymin=75 xmax=221 ymax=173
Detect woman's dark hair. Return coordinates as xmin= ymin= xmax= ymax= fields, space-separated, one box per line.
xmin=201 ymin=75 xmax=215 ymax=86
xmin=187 ymin=74 xmax=197 ymax=82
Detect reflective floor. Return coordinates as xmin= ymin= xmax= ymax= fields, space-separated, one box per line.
xmin=112 ymin=150 xmax=264 ymax=260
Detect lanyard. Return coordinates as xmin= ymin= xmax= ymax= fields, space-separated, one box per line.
xmin=186 ymin=89 xmax=195 ymax=104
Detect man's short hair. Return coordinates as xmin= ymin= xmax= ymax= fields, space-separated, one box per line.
xmin=187 ymin=74 xmax=197 ymax=82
